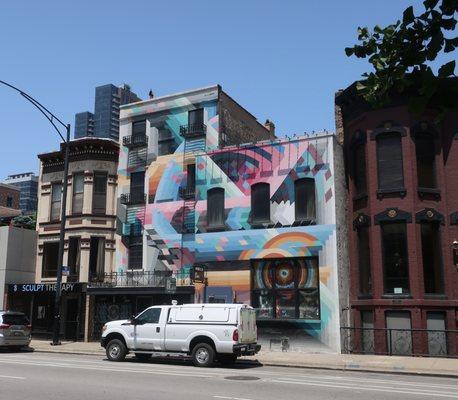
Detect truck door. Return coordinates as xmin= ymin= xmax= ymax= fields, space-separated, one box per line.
xmin=133 ymin=307 xmax=165 ymax=351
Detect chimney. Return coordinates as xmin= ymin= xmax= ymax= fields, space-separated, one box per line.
xmin=264 ymin=119 xmax=276 ymax=139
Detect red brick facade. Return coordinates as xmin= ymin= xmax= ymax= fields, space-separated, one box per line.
xmin=337 ymin=81 xmax=458 ymax=355
xmin=0 ymin=183 xmax=20 ymax=210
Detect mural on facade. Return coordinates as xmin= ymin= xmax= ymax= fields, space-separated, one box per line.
xmin=117 ymin=107 xmax=341 ymax=349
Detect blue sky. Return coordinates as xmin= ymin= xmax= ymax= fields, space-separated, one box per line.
xmin=0 ymin=1 xmax=430 ymax=177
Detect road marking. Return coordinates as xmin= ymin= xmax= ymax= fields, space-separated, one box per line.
xmin=271 ymin=379 xmax=458 ymax=398
xmin=213 ymin=396 xmax=254 ymax=400
xmin=0 ymin=375 xmax=25 ymax=380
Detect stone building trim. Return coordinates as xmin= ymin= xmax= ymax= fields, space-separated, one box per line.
xmin=353 ymin=213 xmax=371 ymax=230
xmin=370 ymin=121 xmax=407 ymax=140
xmin=374 ymin=208 xmax=412 ymax=224
xmin=415 ymin=208 xmax=445 ymax=224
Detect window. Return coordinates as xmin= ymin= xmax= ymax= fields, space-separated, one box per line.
xmin=427 ymin=312 xmax=447 ymax=356
xmin=252 ymin=258 xmax=320 ymax=320
xmin=386 ymin=311 xmax=412 ymax=355
xmin=128 ymin=244 xmax=143 ymax=270
xmin=67 ymin=237 xmax=81 ymax=278
xmin=377 ymin=134 xmax=404 ymax=191
xmin=93 ymin=172 xmax=107 ymax=214
xmin=132 ymin=120 xmax=146 ymax=138
xmin=207 ymin=188 xmax=225 ymax=229
xmin=42 ymin=242 xmax=59 ymax=278
xmin=357 ymin=226 xmax=372 ymax=296
xmin=416 ymin=134 xmax=436 ymax=189
xmin=421 ymin=223 xmax=444 ymax=294
xmin=50 ymin=182 xmax=62 ymax=221
xmin=251 ymin=183 xmax=270 ymax=223
xmin=72 ymin=173 xmax=84 ymax=214
xmin=353 ymin=143 xmax=367 ymax=195
xmin=187 ymin=164 xmax=196 ymax=194
xmin=381 ymin=223 xmax=409 ymax=295
xmin=89 ymin=237 xmax=105 ymax=280
xmin=361 ymin=311 xmax=375 ymax=354
xmin=188 ymin=108 xmax=204 ymax=128
xmin=136 ymin=308 xmax=161 ymax=324
xmin=130 ymin=171 xmax=145 ymax=204
xmin=6 ymin=195 xmax=13 ymax=207
xmin=294 ymin=178 xmax=316 ymax=222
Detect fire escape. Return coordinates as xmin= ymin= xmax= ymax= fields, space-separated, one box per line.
xmin=179 ymin=118 xmax=207 ymax=272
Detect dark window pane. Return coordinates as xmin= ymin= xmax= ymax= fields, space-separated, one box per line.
xmin=93 ymin=173 xmax=107 ymax=214
xmin=42 ymin=242 xmax=59 ymax=278
xmin=137 ymin=308 xmax=161 ymax=324
xmin=2 ymin=314 xmax=29 ymax=326
xmin=130 ymin=171 xmax=145 ymax=202
xmin=252 ymin=291 xmax=274 ymax=319
xmin=251 ymin=183 xmax=270 ymax=222
xmin=295 ymin=178 xmax=316 ymax=221
xmin=354 ymin=143 xmax=367 ymax=194
xmin=72 ymin=173 xmax=84 ymax=214
xmin=6 ymin=196 xmax=12 ymax=207
xmin=377 ymin=134 xmax=404 ymax=190
xmin=207 ymin=188 xmax=225 ymax=227
xmin=275 ymin=291 xmax=296 ymax=319
xmin=416 ymin=135 xmax=436 ymax=188
xmin=421 ymin=223 xmax=444 ymax=294
xmin=358 ymin=227 xmax=372 ymax=295
xmin=128 ymin=245 xmax=143 ymax=269
xmin=187 ymin=164 xmax=196 ymax=193
xmin=298 ymin=289 xmax=320 ymax=319
xmin=68 ymin=237 xmax=80 ymax=277
xmin=132 ymin=120 xmax=146 ymax=136
xmin=50 ymin=183 xmax=62 ymax=221
xmin=188 ymin=109 xmax=204 ymax=126
xmin=381 ymin=223 xmax=409 ymax=294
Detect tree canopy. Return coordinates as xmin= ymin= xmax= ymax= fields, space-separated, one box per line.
xmin=345 ymin=0 xmax=457 ymax=115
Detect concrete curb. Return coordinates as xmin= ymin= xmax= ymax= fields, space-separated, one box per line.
xmin=29 ymin=347 xmax=458 ymax=379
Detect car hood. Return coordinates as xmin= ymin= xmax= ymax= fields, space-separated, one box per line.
xmin=106 ymin=319 xmax=130 ymax=328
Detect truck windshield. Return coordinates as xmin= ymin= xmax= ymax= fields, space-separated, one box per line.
xmin=136 ymin=308 xmax=161 ymax=324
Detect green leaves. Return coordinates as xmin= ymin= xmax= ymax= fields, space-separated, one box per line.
xmin=345 ymin=0 xmax=457 ymax=116
xmin=438 ymin=60 xmax=456 ymax=77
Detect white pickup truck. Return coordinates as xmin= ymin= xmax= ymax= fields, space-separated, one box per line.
xmin=101 ymin=303 xmax=261 ymax=367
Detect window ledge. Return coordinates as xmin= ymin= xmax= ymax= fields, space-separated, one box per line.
xmin=381 ymin=294 xmax=412 ymax=299
xmin=423 ymin=293 xmax=447 ymax=299
xmin=417 ymin=187 xmax=441 ymax=199
xmin=206 ymin=224 xmax=226 ymax=232
xmin=376 ymin=188 xmax=407 ymax=199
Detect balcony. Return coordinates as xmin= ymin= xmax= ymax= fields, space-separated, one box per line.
xmin=123 ymin=134 xmax=148 ymax=148
xmin=87 ymin=270 xmax=191 ymax=288
xmin=179 ymin=186 xmax=195 ymax=200
xmin=120 ymin=192 xmax=146 ymax=206
xmin=121 ymin=233 xmax=143 ymax=247
xmin=179 ymin=123 xmax=207 ymax=138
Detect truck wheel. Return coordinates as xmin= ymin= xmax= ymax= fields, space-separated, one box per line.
xmin=219 ymin=354 xmax=237 ymax=366
xmin=192 ymin=343 xmax=215 ymax=367
xmin=135 ymin=353 xmax=152 ymax=362
xmin=106 ymin=339 xmax=127 ymax=362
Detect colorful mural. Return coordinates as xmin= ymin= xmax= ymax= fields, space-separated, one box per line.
xmin=117 ymin=89 xmax=342 ymax=352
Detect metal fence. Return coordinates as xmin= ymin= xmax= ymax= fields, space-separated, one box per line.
xmin=88 ymin=270 xmax=191 ymax=289
xmin=341 ymin=327 xmax=458 ymax=358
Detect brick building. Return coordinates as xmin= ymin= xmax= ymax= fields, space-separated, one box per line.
xmin=0 ymin=182 xmax=21 ymax=221
xmin=336 ymin=78 xmax=458 ymax=356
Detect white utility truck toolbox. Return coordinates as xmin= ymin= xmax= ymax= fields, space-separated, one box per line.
xmin=101 ymin=302 xmax=261 ymax=367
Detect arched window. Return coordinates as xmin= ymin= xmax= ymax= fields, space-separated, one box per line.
xmin=415 ymin=133 xmax=436 ymax=189
xmin=294 ymin=178 xmax=316 ymax=222
xmin=376 ymin=133 xmax=404 ymax=191
xmin=207 ymin=187 xmax=225 ymax=229
xmin=251 ymin=183 xmax=270 ymax=223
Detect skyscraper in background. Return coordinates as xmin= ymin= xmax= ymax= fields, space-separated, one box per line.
xmin=74 ymin=84 xmax=141 ymax=140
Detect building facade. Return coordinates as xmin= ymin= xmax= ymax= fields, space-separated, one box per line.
xmin=75 ymin=84 xmax=141 ymax=140
xmin=0 ymin=182 xmax=21 ymax=222
xmin=3 ymin=172 xmax=39 ymax=215
xmin=97 ymin=85 xmax=348 ymax=352
xmin=7 ymin=137 xmax=119 ymax=341
xmin=336 ymin=79 xmax=458 ymax=357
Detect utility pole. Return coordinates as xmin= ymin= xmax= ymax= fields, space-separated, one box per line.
xmin=0 ymin=80 xmax=70 ymax=345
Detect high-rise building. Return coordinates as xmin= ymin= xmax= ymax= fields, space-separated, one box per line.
xmin=3 ymin=172 xmax=38 ymax=215
xmin=74 ymin=111 xmax=94 ymax=138
xmin=74 ymin=84 xmax=141 ymax=140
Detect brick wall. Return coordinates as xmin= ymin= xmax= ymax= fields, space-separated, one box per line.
xmin=0 ymin=184 xmax=20 ymax=209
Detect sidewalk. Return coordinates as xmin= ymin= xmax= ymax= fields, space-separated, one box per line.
xmin=28 ymin=340 xmax=458 ymax=378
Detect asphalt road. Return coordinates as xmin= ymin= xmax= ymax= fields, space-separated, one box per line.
xmin=0 ymin=352 xmax=457 ymax=400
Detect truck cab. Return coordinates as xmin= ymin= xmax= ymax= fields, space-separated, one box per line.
xmin=101 ymin=303 xmax=260 ymax=367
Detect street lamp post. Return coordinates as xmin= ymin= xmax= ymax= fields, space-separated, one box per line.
xmin=0 ymin=79 xmax=70 ymax=345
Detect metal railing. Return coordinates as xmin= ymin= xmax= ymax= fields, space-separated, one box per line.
xmin=87 ymin=270 xmax=191 ymax=288
xmin=179 ymin=186 xmax=195 ymax=200
xmin=179 ymin=123 xmax=207 ymax=138
xmin=341 ymin=327 xmax=458 ymax=358
xmin=120 ymin=192 xmax=146 ymax=205
xmin=123 ymin=134 xmax=148 ymax=148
